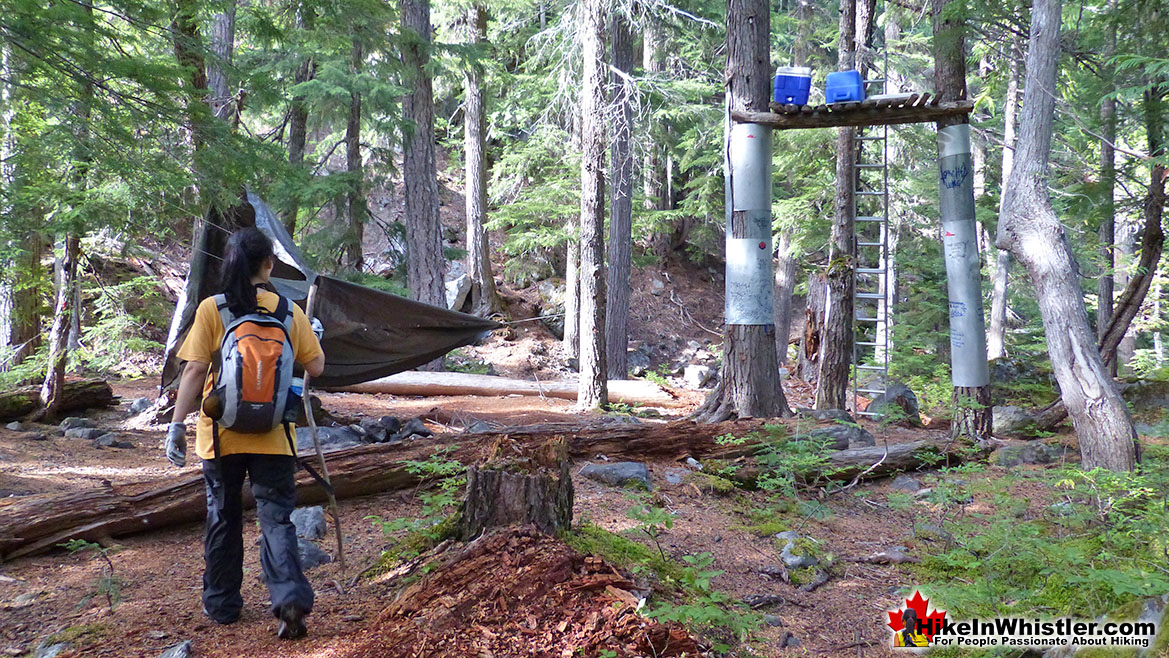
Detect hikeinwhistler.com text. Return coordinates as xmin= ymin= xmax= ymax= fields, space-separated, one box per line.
xmin=921 ymin=617 xmax=1157 ymax=649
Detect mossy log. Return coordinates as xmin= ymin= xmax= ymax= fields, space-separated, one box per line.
xmin=0 ymin=379 xmax=117 ymax=422
xmin=0 ymin=419 xmax=980 ymax=560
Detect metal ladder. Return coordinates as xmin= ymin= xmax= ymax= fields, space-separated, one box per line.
xmin=852 ymin=44 xmax=892 ymax=417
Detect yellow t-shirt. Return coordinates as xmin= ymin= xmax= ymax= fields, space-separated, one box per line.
xmin=176 ymin=290 xmax=325 ymax=460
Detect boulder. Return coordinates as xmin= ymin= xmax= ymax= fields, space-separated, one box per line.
xmin=92 ymin=434 xmax=120 ymax=448
xmin=291 ymin=506 xmax=328 ymax=541
xmin=128 ymin=397 xmax=154 ymax=415
xmin=296 ymin=538 xmax=332 ymax=570
xmin=505 ymin=255 xmax=556 ymax=289
xmin=34 ymin=643 xmax=69 ymax=658
xmin=580 ymin=462 xmax=651 ymax=489
xmin=992 ymin=443 xmax=1072 ymax=468
xmin=1123 ymin=380 xmax=1169 ymax=418
xmin=65 ymin=428 xmax=106 ymax=441
xmin=157 ymin=642 xmax=192 ymax=658
xmin=663 ymin=468 xmax=687 ymax=486
xmin=866 ymin=383 xmax=920 ymax=425
xmin=389 ymin=417 xmax=433 ymax=442
xmin=774 ymin=531 xmax=818 ymax=569
xmin=795 ymin=408 xmax=855 ymax=424
xmin=798 ymin=423 xmax=875 ymax=449
xmin=5 ymin=422 xmax=22 ymax=431
xmin=536 ymin=279 xmax=566 ymax=339
xmin=650 ymin=279 xmax=665 ymax=296
xmin=445 ymin=272 xmax=472 ymax=312
xmin=59 ymin=417 xmax=94 ymax=432
xmin=992 ymin=405 xmax=1038 ymax=438
xmin=627 ymin=345 xmax=652 ymax=377
xmin=683 ymin=364 xmax=714 ymax=389
xmin=890 ymin=475 xmax=923 ymax=492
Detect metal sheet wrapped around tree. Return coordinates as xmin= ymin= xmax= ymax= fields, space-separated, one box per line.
xmin=162 ymin=191 xmax=500 ymax=390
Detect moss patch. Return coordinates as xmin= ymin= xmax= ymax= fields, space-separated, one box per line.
xmin=561 ymin=523 xmax=686 ymax=588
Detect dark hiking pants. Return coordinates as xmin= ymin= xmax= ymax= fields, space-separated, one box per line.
xmin=201 ymin=453 xmax=314 ymax=623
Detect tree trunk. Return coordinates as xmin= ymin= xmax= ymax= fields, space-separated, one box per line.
xmin=207 ymin=4 xmax=237 ymax=124
xmin=0 ymin=419 xmax=978 ymax=561
xmin=463 ymin=4 xmax=500 ymax=318
xmin=987 ymin=35 xmax=1022 ymax=361
xmin=933 ymin=0 xmax=991 ymax=442
xmin=171 ymin=0 xmax=209 ymax=160
xmin=799 ymin=272 xmax=826 ymax=382
xmin=458 ymin=438 xmax=573 ymax=540
xmin=345 ymin=39 xmax=366 ymax=271
xmin=564 ymin=223 xmax=580 ymax=359
xmin=402 ymin=0 xmax=446 ymax=315
xmin=0 ymin=379 xmax=115 ymax=421
xmin=997 ymin=0 xmax=1137 ymax=472
xmin=577 ymin=0 xmax=607 ymax=409
xmin=605 ymin=14 xmax=634 ymax=380
xmin=284 ymin=1 xmax=316 ymax=235
xmin=773 ymin=233 xmax=798 ymax=365
xmin=815 ymin=0 xmax=859 ymax=411
xmin=695 ymin=0 xmax=789 ymax=422
xmin=39 ymin=236 xmax=81 ymax=421
xmin=642 ymin=18 xmax=671 ymax=261
xmin=1098 ymin=0 xmax=1120 ymax=371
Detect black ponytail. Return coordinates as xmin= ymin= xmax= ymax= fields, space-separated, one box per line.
xmin=221 ymin=227 xmax=274 ymax=316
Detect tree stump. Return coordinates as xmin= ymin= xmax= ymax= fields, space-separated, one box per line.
xmin=457 ymin=436 xmax=573 ymax=541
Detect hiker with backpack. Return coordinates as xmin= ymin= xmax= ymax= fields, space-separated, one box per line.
xmin=166 ymin=227 xmax=325 ymax=640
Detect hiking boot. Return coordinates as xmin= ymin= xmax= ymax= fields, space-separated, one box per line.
xmin=277 ymin=604 xmax=307 ymax=640
xmin=202 ymin=605 xmax=239 ymax=625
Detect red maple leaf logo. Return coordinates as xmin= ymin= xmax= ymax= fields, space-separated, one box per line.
xmin=887 ymin=591 xmax=947 ymax=641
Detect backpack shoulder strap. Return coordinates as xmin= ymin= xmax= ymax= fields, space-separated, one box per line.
xmin=212 ymin=294 xmax=234 ymax=331
xmin=272 ymin=294 xmax=293 ymax=328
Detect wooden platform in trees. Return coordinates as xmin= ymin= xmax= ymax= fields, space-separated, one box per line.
xmin=731 ymin=93 xmax=974 ymax=130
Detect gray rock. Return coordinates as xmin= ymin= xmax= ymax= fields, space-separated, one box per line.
xmin=795 ymin=408 xmax=856 ymax=424
xmin=129 ymin=397 xmax=154 ymax=415
xmin=866 ymin=383 xmax=921 ymax=425
xmin=859 ymin=546 xmax=918 ymax=564
xmin=59 ymin=417 xmax=93 ymax=431
xmin=445 ymin=272 xmax=472 ymax=311
xmin=1048 ymin=501 xmax=1075 ymax=517
xmin=683 ymin=364 xmax=714 ymax=389
xmin=993 ymin=405 xmax=1038 ymax=438
xmin=781 ymin=632 xmax=802 ymax=648
xmin=774 ymin=531 xmax=819 ymax=569
xmin=291 ymin=506 xmax=328 ymax=541
xmin=297 ymin=538 xmax=332 ymax=570
xmin=506 ymin=254 xmax=555 ymax=289
xmin=92 ymin=434 xmax=119 ymax=448
xmin=763 ymin=614 xmax=783 ymax=627
xmin=799 ymin=423 xmax=875 ymax=449
xmin=34 ymin=644 xmax=69 ymax=658
xmin=5 ymin=422 xmax=22 ymax=431
xmin=993 ymin=443 xmax=1071 ymax=468
xmin=580 ymin=462 xmax=651 ymax=489
xmin=536 ymin=279 xmax=566 ymax=339
xmin=778 ymin=367 xmax=789 ymax=381
xmin=890 ymin=475 xmax=923 ymax=492
xmin=663 ymin=468 xmax=686 ymax=486
xmin=684 ymin=457 xmax=702 ymax=470
xmin=158 ymin=641 xmax=192 ymax=658
xmin=1123 ymin=380 xmax=1169 ymax=415
xmin=627 ymin=346 xmax=652 ymax=377
xmin=378 ymin=416 xmax=402 ymax=434
xmin=296 ymin=426 xmax=363 ymax=452
xmin=650 ymin=279 xmax=665 ymax=296
xmin=65 ymin=428 xmax=105 ymax=441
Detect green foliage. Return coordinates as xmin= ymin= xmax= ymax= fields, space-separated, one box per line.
xmin=624 ymin=491 xmax=675 ymax=558
xmin=444 ymin=348 xmax=493 ymax=374
xmin=367 ymin=446 xmax=465 ymax=563
xmin=59 ymin=539 xmax=123 ymax=613
xmin=644 ymin=553 xmax=760 ymax=653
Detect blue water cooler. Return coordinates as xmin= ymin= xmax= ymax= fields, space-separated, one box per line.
xmin=773 ymin=66 xmax=812 ymax=105
xmin=825 ymin=70 xmax=865 ymax=103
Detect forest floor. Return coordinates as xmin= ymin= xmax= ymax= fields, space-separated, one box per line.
xmin=0 ymin=375 xmax=1091 ymax=658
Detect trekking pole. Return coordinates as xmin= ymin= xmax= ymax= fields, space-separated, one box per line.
xmin=301 ymin=281 xmax=347 ymax=575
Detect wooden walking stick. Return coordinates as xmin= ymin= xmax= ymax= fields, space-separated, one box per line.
xmin=300 ymin=281 xmax=346 ymax=574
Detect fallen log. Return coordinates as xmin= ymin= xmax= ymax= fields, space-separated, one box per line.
xmin=333 ymin=371 xmax=678 ymax=407
xmin=0 ymin=419 xmax=980 ymax=561
xmin=0 ymin=379 xmax=117 ymax=422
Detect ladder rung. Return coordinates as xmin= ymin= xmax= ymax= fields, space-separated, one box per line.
xmin=857 ymin=267 xmax=886 ymax=274
xmin=858 ymin=241 xmax=883 ymax=247
xmin=858 ymin=135 xmax=886 ymax=141
xmin=857 ymin=190 xmax=887 ymax=196
xmin=857 ymin=410 xmax=883 ymax=416
xmin=857 ymin=164 xmax=885 ymax=169
xmin=857 ymin=216 xmax=884 ymax=222
xmin=856 ymin=341 xmax=881 ymax=347
xmin=858 ymin=364 xmax=887 ymax=371
xmin=858 ymin=388 xmax=887 ymax=395
xmin=864 ymin=79 xmax=887 ymax=84
xmin=855 ymin=292 xmax=884 ymax=299
xmin=856 ymin=315 xmax=880 ymax=322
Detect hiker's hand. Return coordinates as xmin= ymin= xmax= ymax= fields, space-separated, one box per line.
xmin=166 ymin=422 xmax=187 ymax=468
xmin=310 ymin=318 xmax=324 ymax=340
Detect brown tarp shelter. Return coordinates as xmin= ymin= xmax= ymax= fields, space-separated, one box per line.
xmin=161 ymin=191 xmax=501 ymax=389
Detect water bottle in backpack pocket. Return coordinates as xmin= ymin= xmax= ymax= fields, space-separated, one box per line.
xmin=204 ymin=294 xmax=296 ymax=435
